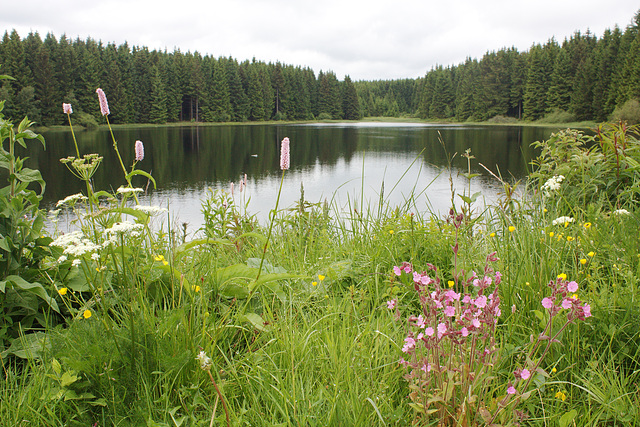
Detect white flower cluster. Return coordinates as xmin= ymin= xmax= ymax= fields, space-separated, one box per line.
xmin=116 ymin=187 xmax=144 ymax=195
xmin=103 ymin=221 xmax=144 ymax=244
xmin=541 ymin=175 xmax=565 ymax=197
xmin=56 ymin=193 xmax=88 ymax=208
xmin=613 ymin=209 xmax=631 ymax=216
xmin=50 ymin=231 xmax=102 ymax=258
xmin=552 ymin=216 xmax=575 ymax=226
xmin=196 ymin=351 xmax=213 ymax=371
xmin=134 ymin=205 xmax=168 ymax=216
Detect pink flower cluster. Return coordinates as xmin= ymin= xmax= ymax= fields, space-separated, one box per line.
xmin=541 ymin=277 xmax=591 ymax=321
xmin=135 ymin=140 xmax=144 ymax=162
xmin=280 ymin=137 xmax=290 ymax=170
xmin=394 ymin=256 xmax=502 ymax=380
xmin=96 ymin=88 xmax=110 ymax=116
xmin=62 ymin=103 xmax=73 ymax=114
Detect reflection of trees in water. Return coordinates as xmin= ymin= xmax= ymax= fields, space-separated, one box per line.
xmin=31 ymin=124 xmax=553 ymax=207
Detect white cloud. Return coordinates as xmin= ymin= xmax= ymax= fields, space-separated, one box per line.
xmin=2 ymin=0 xmax=638 ymax=80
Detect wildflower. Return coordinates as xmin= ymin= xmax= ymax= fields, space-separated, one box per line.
xmin=582 ymin=303 xmax=592 ymax=318
xmin=402 ymin=336 xmax=416 ymax=353
xmin=415 ymin=314 xmax=426 ymax=328
xmin=555 ymin=391 xmax=567 ymax=401
xmin=549 ymin=231 xmax=554 ymax=237
xmin=134 ymin=205 xmax=168 ymax=216
xmin=83 ymin=309 xmax=92 ymax=319
xmin=116 ymin=186 xmax=143 ymax=195
xmin=96 ymin=88 xmax=110 ymax=116
xmin=312 ymin=281 xmax=318 ymax=286
xmin=567 ymin=236 xmax=574 ymax=242
xmin=588 ymin=251 xmax=595 ymax=257
xmin=58 ymin=288 xmax=68 ymax=296
xmin=280 ymin=137 xmax=290 ymax=170
xmin=557 ymin=273 xmax=567 ymax=280
xmin=389 ymin=229 xmax=394 ymax=235
xmin=437 ymin=322 xmax=447 ymax=338
xmin=461 ymin=327 xmax=469 ymax=337
xmin=613 ymin=209 xmax=630 ymax=216
xmin=567 ymin=281 xmax=578 ymax=293
xmin=72 ymin=259 xmax=81 ymax=267
xmin=444 ymin=305 xmax=456 ymax=317
xmin=192 ymin=285 xmax=201 ymax=292
xmin=425 ymin=326 xmax=435 ymax=337
xmin=154 ymin=254 xmax=169 ymax=266
xmin=196 ymin=351 xmax=213 ymax=371
xmin=489 ymin=232 xmax=495 ymax=237
xmin=508 ymin=226 xmax=515 ymax=232
xmin=520 ymin=368 xmax=531 ymax=380
xmin=552 ymin=216 xmax=574 ymax=226
xmin=386 ymin=299 xmax=397 ymax=309
xmin=541 ymin=175 xmax=564 ymax=197
xmin=57 ymin=255 xmax=68 ymax=263
xmin=56 ymin=193 xmax=88 ymax=207
xmin=447 ymin=280 xmax=454 ymax=288
xmin=551 ymin=367 xmax=557 ymax=373
xmin=62 ymin=103 xmax=73 ymax=114
xmin=507 ymin=386 xmax=516 ymax=395
xmin=135 ymin=140 xmax=144 ymax=161
xmin=393 ymin=266 xmax=402 ymax=276
xmin=580 ymin=258 xmax=587 ymax=265
xmin=318 ymin=275 xmax=325 ymax=281
xmin=583 ymin=222 xmax=592 ymax=229
xmin=542 ymin=297 xmax=554 ymax=309
xmin=561 ymin=299 xmax=573 ymax=309
xmin=474 ymin=295 xmax=488 ymax=309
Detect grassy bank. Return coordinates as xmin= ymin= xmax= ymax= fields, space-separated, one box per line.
xmin=2 ymin=105 xmax=640 ymax=426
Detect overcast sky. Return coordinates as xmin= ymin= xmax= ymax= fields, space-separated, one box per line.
xmin=3 ymin=1 xmax=639 ymax=81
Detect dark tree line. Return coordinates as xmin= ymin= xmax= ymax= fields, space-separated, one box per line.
xmin=1 ymin=9 xmax=640 ymax=125
xmin=418 ymin=11 xmax=640 ymax=122
xmin=0 ymin=30 xmax=362 ymax=126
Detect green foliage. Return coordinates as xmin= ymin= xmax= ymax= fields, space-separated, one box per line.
xmin=609 ymin=98 xmax=640 ymax=124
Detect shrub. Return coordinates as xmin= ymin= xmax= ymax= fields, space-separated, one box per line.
xmin=539 ymin=108 xmax=576 ymax=124
xmin=609 ymin=99 xmax=640 ymax=125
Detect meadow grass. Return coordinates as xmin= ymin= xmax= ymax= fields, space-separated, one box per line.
xmin=2 ymin=114 xmax=640 ymax=426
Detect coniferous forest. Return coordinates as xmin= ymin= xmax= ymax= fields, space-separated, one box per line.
xmin=1 ymin=10 xmax=640 ymax=126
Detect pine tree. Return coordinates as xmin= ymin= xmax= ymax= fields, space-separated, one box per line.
xmin=149 ymin=64 xmax=167 ymax=124
xmin=547 ymin=48 xmax=573 ymax=112
xmin=342 ymin=75 xmax=360 ymax=120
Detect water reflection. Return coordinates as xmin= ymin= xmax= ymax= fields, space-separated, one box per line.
xmin=30 ymin=123 xmax=556 ymax=230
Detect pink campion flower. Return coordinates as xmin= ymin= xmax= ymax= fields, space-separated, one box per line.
xmin=542 ymin=297 xmax=554 ymax=309
xmin=425 ymin=326 xmax=434 ymax=337
xmin=462 ymin=294 xmax=472 ymax=304
xmin=135 ymin=140 xmax=144 ymax=161
xmin=280 ymin=137 xmax=290 ymax=170
xmin=567 ymin=281 xmax=578 ymax=293
xmin=96 ymin=88 xmax=110 ymax=116
xmin=474 ymin=295 xmax=488 ymax=309
xmin=562 ymin=298 xmax=573 ymax=310
xmin=445 ymin=289 xmax=460 ymax=301
xmin=386 ymin=299 xmax=397 ymax=309
xmin=583 ymin=303 xmax=592 ymax=318
xmin=520 ymin=368 xmax=531 ymax=380
xmin=393 ymin=266 xmax=402 ymax=276
xmin=437 ymin=322 xmax=447 ymax=337
xmin=63 ymin=103 xmax=73 ymax=114
xmin=402 ymin=336 xmax=416 ymax=353
xmin=507 ymin=386 xmax=516 ymax=395
xmin=415 ymin=314 xmax=426 ymax=328
xmin=494 ymin=271 xmax=502 ymax=284
xmin=444 ymin=305 xmax=456 ymax=317
xmin=461 ymin=327 xmax=469 ymax=337
xmin=472 ymin=318 xmax=481 ymax=328
xmin=421 ymin=362 xmax=431 ymax=373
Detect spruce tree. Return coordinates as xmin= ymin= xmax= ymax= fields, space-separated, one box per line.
xmin=342 ymin=75 xmax=360 ymax=120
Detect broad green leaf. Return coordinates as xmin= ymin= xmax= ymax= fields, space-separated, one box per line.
xmin=1 ymin=331 xmax=50 ymax=359
xmin=238 ymin=312 xmax=267 ymax=331
xmin=175 ymin=238 xmax=233 ymax=258
xmin=559 ymin=409 xmax=577 ymax=427
xmin=60 ymin=371 xmax=79 ymax=388
xmin=0 ymin=275 xmax=59 ymax=312
xmin=126 ymin=169 xmax=157 ymax=189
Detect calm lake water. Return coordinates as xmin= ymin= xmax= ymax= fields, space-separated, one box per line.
xmin=31 ymin=122 xmax=556 ymax=232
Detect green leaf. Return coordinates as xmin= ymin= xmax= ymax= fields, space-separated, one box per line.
xmin=175 ymin=238 xmax=233 ymax=259
xmin=219 ymin=283 xmax=250 ymax=299
xmin=0 ymin=275 xmax=59 ymax=312
xmin=60 ymin=371 xmax=79 ymax=388
xmin=238 ymin=312 xmax=268 ymax=331
xmin=1 ymin=332 xmax=50 ymax=360
xmin=14 ymin=167 xmax=45 ymax=195
xmin=126 ymin=169 xmax=157 ymax=189
xmin=51 ymin=358 xmax=62 ymax=376
xmin=558 ymin=409 xmax=577 ymax=427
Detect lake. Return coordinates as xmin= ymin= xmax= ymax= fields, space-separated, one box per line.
xmin=31 ymin=122 xmax=556 ymax=232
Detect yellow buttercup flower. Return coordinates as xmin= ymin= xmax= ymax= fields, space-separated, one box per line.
xmin=389 ymin=230 xmax=394 ymax=235
xmin=318 ymin=275 xmax=325 ymax=281
xmin=312 ymin=281 xmax=318 ymax=286
xmin=551 ymin=367 xmax=557 ymax=373
xmin=580 ymin=258 xmax=587 ymax=265
xmin=83 ymin=309 xmax=92 ymax=319
xmin=567 ymin=236 xmax=574 ymax=242
xmin=557 ymin=273 xmax=567 ymax=280
xmin=447 ymin=280 xmax=454 ymax=288
xmin=583 ymin=222 xmax=592 ymax=229
xmin=508 ymin=226 xmax=515 ymax=233
xmin=192 ymin=285 xmax=201 ymax=292
xmin=58 ymin=287 xmax=68 ymax=296
xmin=490 ymin=232 xmax=496 ymax=238
xmin=549 ymin=231 xmax=554 ymax=238
xmin=587 ymin=251 xmax=595 ymax=257
xmin=555 ymin=391 xmax=567 ymax=401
